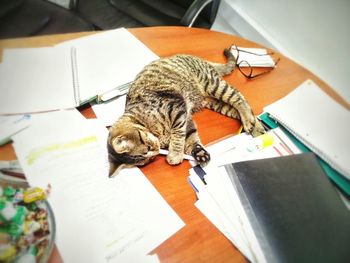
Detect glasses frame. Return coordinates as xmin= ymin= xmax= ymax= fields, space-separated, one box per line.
xmin=231 ymin=44 xmax=280 ymax=79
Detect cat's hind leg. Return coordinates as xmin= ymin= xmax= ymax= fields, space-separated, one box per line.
xmin=184 ymin=118 xmax=210 ymax=166
xmin=205 ymin=79 xmax=265 ymax=137
xmin=202 ymin=97 xmax=240 ymax=119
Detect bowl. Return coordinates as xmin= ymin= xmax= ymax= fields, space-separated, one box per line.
xmin=0 ymin=172 xmax=56 ymax=262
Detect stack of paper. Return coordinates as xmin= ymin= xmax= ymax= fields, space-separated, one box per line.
xmin=188 ymin=128 xmax=301 ymax=262
xmin=189 ymin=129 xmax=350 ymax=262
xmin=12 ymin=109 xmax=184 ymax=262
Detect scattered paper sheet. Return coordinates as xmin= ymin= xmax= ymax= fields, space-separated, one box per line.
xmin=92 ymin=95 xmax=126 ymax=127
xmin=0 ymin=46 xmax=76 ymax=114
xmin=12 ymin=109 xmax=184 ymax=262
xmin=0 ymin=115 xmax=32 ymax=145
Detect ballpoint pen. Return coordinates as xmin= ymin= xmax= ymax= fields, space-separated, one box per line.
xmin=98 ymin=82 xmax=131 ymax=103
xmin=0 ymin=160 xmax=25 ymax=179
xmin=159 ymin=149 xmax=195 ymax=161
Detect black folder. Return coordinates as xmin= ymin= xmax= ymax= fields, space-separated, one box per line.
xmin=223 ymin=152 xmax=350 ymax=263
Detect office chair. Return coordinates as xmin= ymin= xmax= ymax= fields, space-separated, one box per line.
xmin=83 ymin=0 xmax=221 ymax=29
xmin=0 ymin=0 xmax=221 ymax=39
xmin=0 ymin=0 xmax=94 ymax=39
xmin=64 ymin=0 xmax=222 ymax=31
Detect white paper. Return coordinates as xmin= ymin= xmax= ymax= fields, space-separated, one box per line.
xmin=12 ymin=110 xmax=184 ymax=262
xmin=0 ymin=115 xmax=32 ymax=145
xmin=92 ymin=95 xmax=126 ymax=127
xmin=189 ymin=167 xmax=254 ymax=261
xmin=0 ymin=110 xmax=89 ymax=145
xmin=217 ymin=166 xmax=266 ymax=263
xmin=0 ymin=46 xmax=76 ymax=114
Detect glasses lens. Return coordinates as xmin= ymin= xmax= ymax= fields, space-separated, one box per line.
xmin=238 ymin=60 xmax=252 ymax=78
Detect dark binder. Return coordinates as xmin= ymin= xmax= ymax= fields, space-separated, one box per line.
xmin=223 ymin=152 xmax=350 ymax=263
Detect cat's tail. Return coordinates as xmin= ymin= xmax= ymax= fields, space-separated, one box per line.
xmin=223 ymin=47 xmax=237 ymax=72
xmin=224 ymin=47 xmax=236 ymax=63
xmin=211 ymin=47 xmax=237 ymax=77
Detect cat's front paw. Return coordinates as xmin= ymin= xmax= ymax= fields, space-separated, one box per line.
xmin=166 ymin=152 xmax=183 ymax=165
xmin=191 ymin=144 xmax=210 ymax=166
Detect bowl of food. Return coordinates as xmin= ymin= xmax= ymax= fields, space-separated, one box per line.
xmin=0 ymin=173 xmax=55 ymax=262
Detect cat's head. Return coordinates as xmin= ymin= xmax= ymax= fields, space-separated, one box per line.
xmin=107 ymin=118 xmax=160 ymax=177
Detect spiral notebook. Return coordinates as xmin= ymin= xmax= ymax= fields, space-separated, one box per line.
xmin=264 ymin=79 xmax=350 ymax=180
xmin=0 ymin=28 xmax=158 ymax=115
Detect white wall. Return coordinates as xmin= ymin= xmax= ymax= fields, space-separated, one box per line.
xmin=212 ymin=0 xmax=350 ymax=103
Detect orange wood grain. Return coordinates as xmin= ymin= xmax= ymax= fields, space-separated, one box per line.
xmin=0 ymin=26 xmax=348 ymax=263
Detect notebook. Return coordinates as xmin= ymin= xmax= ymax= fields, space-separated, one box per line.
xmin=258 ymin=112 xmax=350 ymax=196
xmin=264 ymin=79 xmax=350 ymax=180
xmin=0 ymin=28 xmax=158 ymax=115
xmin=222 ymin=153 xmax=350 ymax=263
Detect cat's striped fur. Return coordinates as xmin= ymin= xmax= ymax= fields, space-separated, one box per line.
xmin=108 ymin=47 xmax=265 ymax=176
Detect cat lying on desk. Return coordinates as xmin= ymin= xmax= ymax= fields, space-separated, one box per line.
xmin=107 ymin=46 xmax=265 ymax=176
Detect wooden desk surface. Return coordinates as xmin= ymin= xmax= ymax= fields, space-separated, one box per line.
xmin=0 ymin=26 xmax=349 ymax=263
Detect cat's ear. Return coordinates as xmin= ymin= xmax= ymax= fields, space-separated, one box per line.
xmin=112 ymin=137 xmax=132 ymax=153
xmin=108 ymin=161 xmax=128 ymax=178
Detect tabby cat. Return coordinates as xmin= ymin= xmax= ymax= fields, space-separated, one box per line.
xmin=107 ymin=47 xmax=265 ymax=176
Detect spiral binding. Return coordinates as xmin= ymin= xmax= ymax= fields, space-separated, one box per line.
xmin=70 ymin=47 xmax=80 ymax=106
xmin=269 ymin=114 xmax=348 ymax=179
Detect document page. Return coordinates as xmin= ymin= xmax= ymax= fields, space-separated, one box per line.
xmin=12 ymin=110 xmax=184 ymax=262
xmin=92 ymin=95 xmax=126 ymax=126
xmin=0 ymin=47 xmax=75 ymax=114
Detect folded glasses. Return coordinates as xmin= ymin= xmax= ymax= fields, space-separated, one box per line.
xmin=230 ymin=44 xmax=280 ymax=79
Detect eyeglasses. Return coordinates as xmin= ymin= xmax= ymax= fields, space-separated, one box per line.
xmin=230 ymin=44 xmax=280 ymax=79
